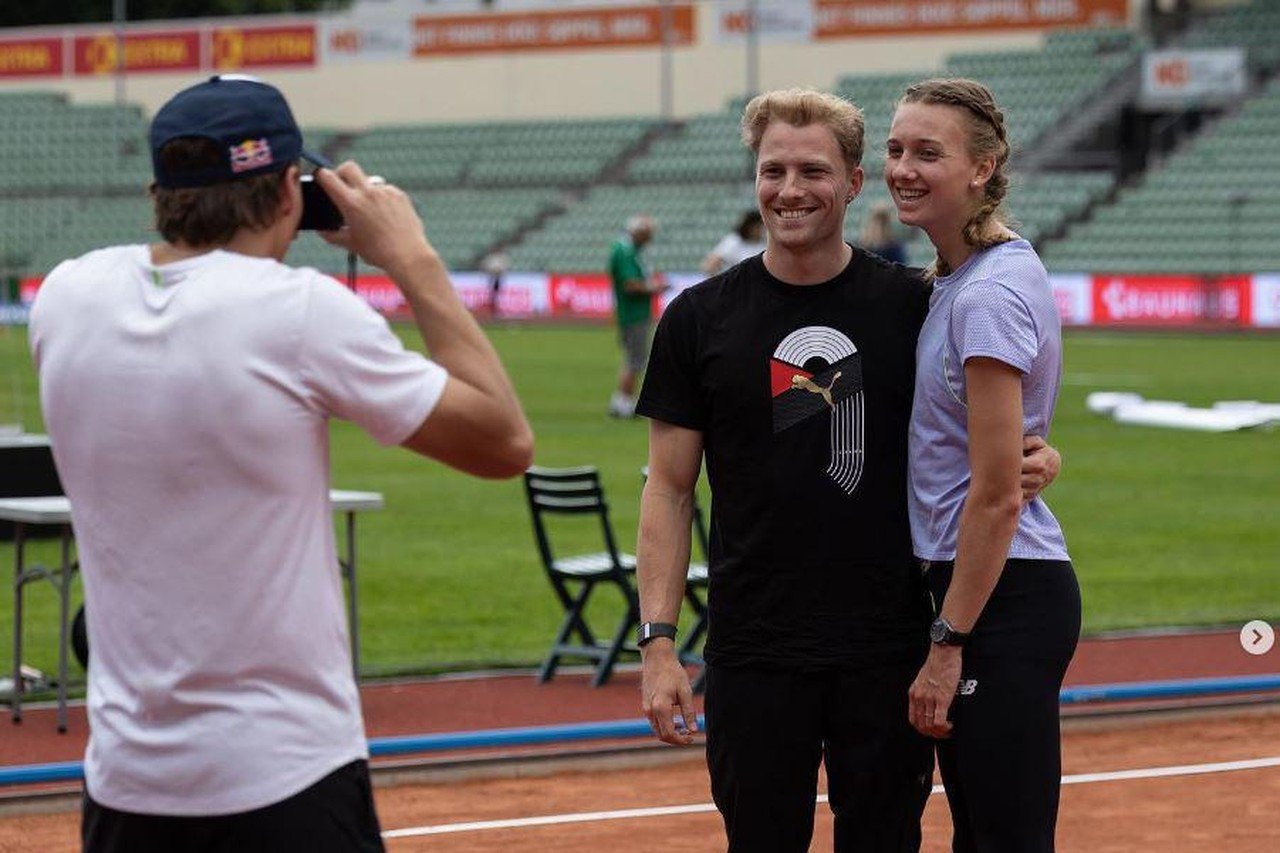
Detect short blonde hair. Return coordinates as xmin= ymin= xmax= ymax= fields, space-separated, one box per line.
xmin=741 ymin=88 xmax=865 ymax=172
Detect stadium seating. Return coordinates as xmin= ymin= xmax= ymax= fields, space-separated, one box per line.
xmin=1181 ymin=0 xmax=1280 ymax=74
xmin=15 ymin=17 xmax=1277 ymax=280
xmin=1041 ymin=76 xmax=1280 ymax=273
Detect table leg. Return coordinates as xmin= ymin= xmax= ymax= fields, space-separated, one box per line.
xmin=345 ymin=511 xmax=360 ymax=680
xmin=56 ymin=526 xmax=71 ymax=734
xmin=10 ymin=522 xmax=24 ymax=725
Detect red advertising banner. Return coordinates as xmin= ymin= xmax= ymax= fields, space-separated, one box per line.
xmin=413 ymin=4 xmax=695 ymax=56
xmin=212 ymin=24 xmax=317 ymax=70
xmin=18 ymin=277 xmax=43 ymax=305
xmin=0 ymin=38 xmax=63 ymax=78
xmin=814 ymin=0 xmax=1128 ymax=39
xmin=73 ymin=31 xmax=200 ymax=76
xmin=1091 ymin=275 xmax=1251 ymax=326
xmin=550 ymin=274 xmax=615 ymax=319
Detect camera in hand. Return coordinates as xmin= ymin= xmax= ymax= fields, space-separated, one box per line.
xmin=299 ymin=174 xmax=343 ymax=231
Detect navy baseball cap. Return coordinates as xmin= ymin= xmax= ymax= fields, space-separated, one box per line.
xmin=149 ymin=74 xmax=330 ymax=189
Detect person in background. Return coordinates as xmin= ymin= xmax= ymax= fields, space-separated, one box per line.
xmin=886 ymin=77 xmax=1079 ymax=853
xmin=858 ymin=201 xmax=909 ymax=265
xmin=480 ymin=249 xmax=511 ymax=319
xmin=29 ymin=75 xmax=533 ymax=853
xmin=701 ymin=209 xmax=766 ymax=275
xmin=608 ymin=214 xmax=667 ymax=418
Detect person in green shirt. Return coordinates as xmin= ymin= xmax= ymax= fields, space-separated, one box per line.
xmin=608 ymin=215 xmax=667 ymax=417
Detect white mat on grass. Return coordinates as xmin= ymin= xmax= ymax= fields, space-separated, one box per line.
xmin=1085 ymin=394 xmax=1280 ymax=432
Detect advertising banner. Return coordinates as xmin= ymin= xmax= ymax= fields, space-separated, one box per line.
xmin=1048 ymin=273 xmax=1093 ymax=325
xmin=0 ymin=37 xmax=63 ymax=79
xmin=550 ymin=273 xmax=615 ymax=319
xmin=813 ymin=0 xmax=1128 ymax=39
xmin=1252 ymin=274 xmax=1280 ymax=328
xmin=712 ymin=0 xmax=814 ymax=43
xmin=321 ymin=19 xmax=413 ymax=63
xmin=212 ymin=24 xmax=317 ymax=70
xmin=1091 ymin=274 xmax=1251 ymax=326
xmin=413 ymin=4 xmax=695 ymax=57
xmin=1140 ymin=48 xmax=1248 ymax=110
xmin=452 ymin=271 xmax=552 ymax=318
xmin=15 ymin=271 xmax=1279 ymax=327
xmin=350 ymin=272 xmax=551 ymax=320
xmin=73 ymin=30 xmax=200 ymax=76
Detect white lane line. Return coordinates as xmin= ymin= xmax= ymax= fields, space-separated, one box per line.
xmin=1060 ymin=756 xmax=1280 ymax=785
xmin=383 ymin=755 xmax=1280 ymax=839
xmin=382 ymin=802 xmax=720 ymax=838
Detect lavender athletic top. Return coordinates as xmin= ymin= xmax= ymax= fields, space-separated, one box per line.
xmin=908 ymin=238 xmax=1069 ymax=561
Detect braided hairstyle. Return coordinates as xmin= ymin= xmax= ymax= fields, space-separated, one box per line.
xmin=898 ymin=78 xmax=1012 ymax=274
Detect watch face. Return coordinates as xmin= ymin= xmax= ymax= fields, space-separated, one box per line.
xmin=930 ymin=620 xmax=946 ymax=643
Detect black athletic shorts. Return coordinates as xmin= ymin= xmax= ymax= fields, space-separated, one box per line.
xmin=82 ymin=759 xmax=384 ymax=853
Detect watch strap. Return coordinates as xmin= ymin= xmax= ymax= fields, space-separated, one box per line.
xmin=931 ymin=616 xmax=971 ymax=647
xmin=637 ymin=621 xmax=678 ymax=647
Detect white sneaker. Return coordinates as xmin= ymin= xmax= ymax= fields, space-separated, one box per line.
xmin=608 ymin=394 xmax=636 ymax=418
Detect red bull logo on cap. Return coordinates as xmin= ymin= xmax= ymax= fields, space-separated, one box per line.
xmin=229 ymin=138 xmax=273 ymax=173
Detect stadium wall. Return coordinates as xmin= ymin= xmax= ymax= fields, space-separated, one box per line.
xmin=0 ymin=1 xmax=1140 ymax=126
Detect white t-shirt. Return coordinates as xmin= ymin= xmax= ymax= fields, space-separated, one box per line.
xmin=710 ymin=233 xmax=766 ymax=268
xmin=29 ymin=246 xmax=448 ymax=815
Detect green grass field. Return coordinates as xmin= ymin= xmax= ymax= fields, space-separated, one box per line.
xmin=1 ymin=323 xmax=1278 ymax=681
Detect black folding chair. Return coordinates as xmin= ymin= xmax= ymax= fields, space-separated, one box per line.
xmin=523 ymin=466 xmax=639 ymax=687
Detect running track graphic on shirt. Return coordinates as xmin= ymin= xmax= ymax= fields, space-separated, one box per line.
xmin=770 ymin=326 xmax=865 ymax=494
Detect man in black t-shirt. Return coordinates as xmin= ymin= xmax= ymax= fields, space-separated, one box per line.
xmin=634 ymin=89 xmax=1056 ymax=852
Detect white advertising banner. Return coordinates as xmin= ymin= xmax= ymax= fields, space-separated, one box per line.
xmin=1140 ymin=48 xmax=1247 ymax=110
xmin=321 ymin=18 xmax=413 ymax=63
xmin=660 ymin=272 xmax=707 ymax=312
xmin=1049 ymin=273 xmax=1093 ymax=326
xmin=451 ymin=271 xmax=552 ymax=317
xmin=1252 ymin=273 xmax=1280 ymax=328
xmin=712 ymin=0 xmax=814 ymax=43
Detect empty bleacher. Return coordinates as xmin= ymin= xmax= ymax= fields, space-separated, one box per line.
xmin=1042 ymin=75 xmax=1280 ymax=274
xmin=8 ymin=18 xmax=1269 ymax=282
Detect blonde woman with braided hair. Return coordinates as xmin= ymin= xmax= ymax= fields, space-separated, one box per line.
xmin=886 ymin=78 xmax=1080 ymax=852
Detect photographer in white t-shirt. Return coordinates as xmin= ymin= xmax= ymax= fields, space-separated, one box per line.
xmin=30 ymin=75 xmax=532 ymax=853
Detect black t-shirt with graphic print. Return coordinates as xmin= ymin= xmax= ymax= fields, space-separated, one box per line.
xmin=637 ymin=248 xmax=932 ymax=670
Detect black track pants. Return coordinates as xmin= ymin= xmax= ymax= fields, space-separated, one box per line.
xmin=705 ymin=661 xmax=934 ymax=853
xmin=925 ymin=559 xmax=1081 ymax=853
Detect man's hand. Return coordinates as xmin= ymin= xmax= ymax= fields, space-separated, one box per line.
xmin=1020 ymin=435 xmax=1061 ymax=503
xmin=908 ymin=645 xmax=961 ymax=739
xmin=641 ymin=642 xmax=698 ymax=746
xmin=314 ymin=161 xmax=433 ymax=278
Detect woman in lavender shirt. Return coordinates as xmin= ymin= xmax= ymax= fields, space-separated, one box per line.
xmin=885 ymin=78 xmax=1081 ymax=852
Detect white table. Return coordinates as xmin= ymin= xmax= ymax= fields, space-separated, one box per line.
xmin=2 ymin=489 xmax=384 ymax=732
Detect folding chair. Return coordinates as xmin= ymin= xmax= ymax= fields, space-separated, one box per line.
xmin=523 ymin=466 xmax=639 ymax=687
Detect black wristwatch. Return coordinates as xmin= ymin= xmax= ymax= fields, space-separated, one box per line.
xmin=637 ymin=622 xmax=678 ymax=648
xmin=930 ymin=617 xmax=970 ymax=647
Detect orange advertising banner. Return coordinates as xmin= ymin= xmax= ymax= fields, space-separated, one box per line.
xmin=814 ymin=0 xmax=1128 ymax=38
xmin=0 ymin=37 xmax=63 ymax=78
xmin=73 ymin=31 xmax=199 ymax=75
xmin=413 ymin=4 xmax=695 ymax=56
xmin=212 ymin=24 xmax=317 ymax=70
